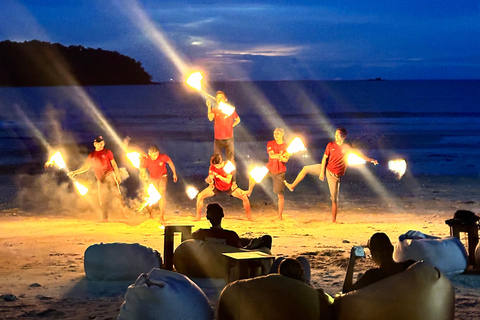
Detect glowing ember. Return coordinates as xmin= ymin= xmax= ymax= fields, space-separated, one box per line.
xmin=45 ymin=151 xmax=66 ymax=169
xmin=186 ymin=72 xmax=203 ymax=91
xmin=74 ymin=181 xmax=89 ymax=196
xmin=250 ymin=165 xmax=269 ymax=183
xmin=388 ymin=159 xmax=407 ymax=179
xmin=186 ymin=186 xmax=199 ymax=199
xmin=223 ymin=161 xmax=236 ymax=174
xmin=347 ymin=153 xmax=367 ymax=166
xmin=137 ymin=184 xmax=162 ymax=212
xmin=218 ymin=101 xmax=235 ymax=116
xmin=286 ymin=137 xmax=306 ymax=154
xmin=127 ymin=152 xmax=142 ymax=168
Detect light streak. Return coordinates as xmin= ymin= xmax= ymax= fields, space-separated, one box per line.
xmin=127 ymin=152 xmax=142 ymax=168
xmin=347 ymin=153 xmax=367 ymax=166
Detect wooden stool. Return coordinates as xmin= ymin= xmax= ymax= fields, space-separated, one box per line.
xmin=223 ymin=251 xmax=275 ymax=283
xmin=163 ymin=224 xmax=193 ymax=270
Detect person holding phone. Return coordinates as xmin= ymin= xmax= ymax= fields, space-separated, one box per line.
xmin=343 ymin=232 xmax=416 ymax=293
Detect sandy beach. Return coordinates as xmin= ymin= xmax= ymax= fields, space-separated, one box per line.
xmin=1 ymin=173 xmax=480 ymax=319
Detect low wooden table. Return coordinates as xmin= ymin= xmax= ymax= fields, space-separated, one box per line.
xmin=223 ymin=251 xmax=275 ymax=283
xmin=163 ymin=224 xmax=193 ymax=270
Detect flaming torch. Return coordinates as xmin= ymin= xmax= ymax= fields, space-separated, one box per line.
xmin=137 ymin=184 xmax=162 ymax=212
xmin=186 ymin=186 xmax=199 ymax=200
xmin=286 ymin=137 xmax=306 ymax=154
xmin=250 ymin=165 xmax=269 ymax=183
xmin=223 ymin=161 xmax=236 ymax=174
xmin=127 ymin=151 xmax=142 ymax=169
xmin=45 ymin=151 xmax=67 ymax=170
xmin=388 ymin=159 xmax=407 ymax=179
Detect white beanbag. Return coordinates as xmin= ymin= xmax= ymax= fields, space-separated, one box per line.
xmin=393 ymin=231 xmax=467 ymax=276
xmin=84 ymin=243 xmax=161 ymax=281
xmin=118 ymin=268 xmax=214 ymax=320
xmin=334 ymin=261 xmax=455 ymax=320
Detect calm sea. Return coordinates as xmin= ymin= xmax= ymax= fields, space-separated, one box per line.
xmin=1 ymin=80 xmax=479 ymax=183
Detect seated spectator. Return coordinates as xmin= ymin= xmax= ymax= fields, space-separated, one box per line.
xmin=343 ymin=232 xmax=416 ymax=293
xmin=270 ymin=256 xmax=311 ymax=284
xmin=192 ymin=203 xmax=271 ymax=250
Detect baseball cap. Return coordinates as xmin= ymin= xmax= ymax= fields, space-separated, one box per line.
xmin=94 ymin=135 xmax=104 ymax=143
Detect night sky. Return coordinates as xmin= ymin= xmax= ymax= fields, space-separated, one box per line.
xmin=1 ymin=0 xmax=479 ymax=82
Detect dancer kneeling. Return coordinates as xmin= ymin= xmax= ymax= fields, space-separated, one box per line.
xmin=196 ymin=154 xmax=252 ymax=221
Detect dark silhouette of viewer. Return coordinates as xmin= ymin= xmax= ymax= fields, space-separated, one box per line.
xmin=343 ymin=232 xmax=416 ymax=293
xmin=191 ymin=203 xmax=271 ymax=250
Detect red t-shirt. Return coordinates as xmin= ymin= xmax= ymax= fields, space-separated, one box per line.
xmin=141 ymin=154 xmax=171 ymax=179
xmin=212 ymin=108 xmax=239 ymax=140
xmin=87 ymin=148 xmax=114 ymax=181
xmin=209 ymin=163 xmax=232 ymax=191
xmin=265 ymin=140 xmax=287 ymax=174
xmin=191 ymin=228 xmax=242 ymax=247
xmin=325 ymin=141 xmax=351 ymax=176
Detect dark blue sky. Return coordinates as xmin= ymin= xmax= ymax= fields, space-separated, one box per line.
xmin=1 ymin=0 xmax=479 ymax=81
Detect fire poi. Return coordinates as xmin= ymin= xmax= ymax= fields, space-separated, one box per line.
xmin=223 ymin=161 xmax=236 ymax=174
xmin=286 ymin=137 xmax=306 ymax=154
xmin=347 ymin=153 xmax=367 ymax=166
xmin=127 ymin=151 xmax=142 ymax=169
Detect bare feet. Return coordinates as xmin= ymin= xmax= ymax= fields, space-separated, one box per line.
xmin=98 ymin=219 xmax=108 ymax=223
xmin=278 ymin=215 xmax=283 ymax=220
xmin=284 ymin=181 xmax=294 ymax=192
xmin=194 ymin=215 xmax=201 ymax=221
xmin=246 ymin=215 xmax=253 ymax=221
xmin=332 ymin=220 xmax=344 ymax=224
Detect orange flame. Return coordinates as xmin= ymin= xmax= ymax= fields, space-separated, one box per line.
xmin=74 ymin=181 xmax=89 ymax=196
xmin=186 ymin=186 xmax=199 ymax=199
xmin=223 ymin=161 xmax=236 ymax=174
xmin=186 ymin=72 xmax=203 ymax=91
xmin=127 ymin=151 xmax=142 ymax=168
xmin=137 ymin=184 xmax=162 ymax=212
xmin=388 ymin=159 xmax=407 ymax=179
xmin=218 ymin=101 xmax=235 ymax=116
xmin=250 ymin=165 xmax=269 ymax=183
xmin=286 ymin=137 xmax=306 ymax=154
xmin=45 ymin=151 xmax=66 ymax=169
xmin=347 ymin=153 xmax=366 ymax=166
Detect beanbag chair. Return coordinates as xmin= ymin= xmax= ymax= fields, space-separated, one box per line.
xmin=393 ymin=230 xmax=467 ymax=275
xmin=84 ymin=243 xmax=162 ymax=281
xmin=218 ymin=274 xmax=324 ymax=320
xmin=334 ymin=261 xmax=455 ymax=320
xmin=173 ymin=239 xmax=271 ymax=279
xmin=118 ymin=268 xmax=214 ymax=320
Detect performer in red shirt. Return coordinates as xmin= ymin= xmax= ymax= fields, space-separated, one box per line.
xmin=285 ymin=128 xmax=378 ymax=223
xmin=206 ymin=91 xmax=241 ymax=166
xmin=139 ymin=145 xmax=177 ymax=222
xmin=248 ymin=128 xmax=291 ymax=220
xmin=195 ymin=154 xmax=251 ymax=221
xmin=68 ymin=135 xmax=123 ymax=222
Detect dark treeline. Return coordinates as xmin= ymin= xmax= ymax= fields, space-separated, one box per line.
xmin=0 ymin=40 xmax=153 ymax=86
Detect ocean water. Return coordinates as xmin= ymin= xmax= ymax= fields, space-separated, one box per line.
xmin=1 ymin=80 xmax=479 ymax=183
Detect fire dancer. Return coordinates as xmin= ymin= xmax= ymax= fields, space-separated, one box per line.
xmin=248 ymin=128 xmax=291 ymax=220
xmin=285 ymin=127 xmax=378 ymax=223
xmin=206 ymin=91 xmax=240 ymax=166
xmin=196 ymin=154 xmax=251 ymax=221
xmin=68 ymin=135 xmax=123 ymax=222
xmin=139 ymin=145 xmax=177 ymax=222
